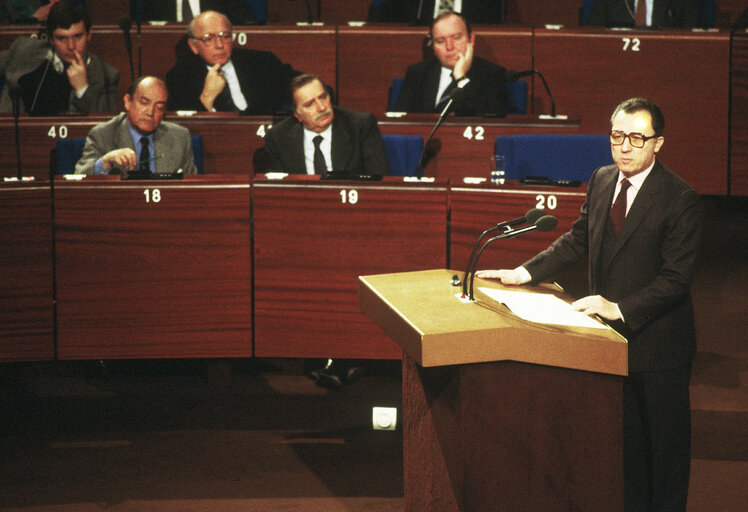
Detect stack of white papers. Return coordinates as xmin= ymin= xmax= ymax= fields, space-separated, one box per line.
xmin=479 ymin=288 xmax=607 ymax=330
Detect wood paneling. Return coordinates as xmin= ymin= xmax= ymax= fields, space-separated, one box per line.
xmin=0 ymin=182 xmax=54 ymax=361
xmin=253 ymin=175 xmax=447 ymax=359
xmin=54 ymin=174 xmax=252 ymax=359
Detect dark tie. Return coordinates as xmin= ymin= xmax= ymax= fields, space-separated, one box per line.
xmin=181 ymin=0 xmax=193 ymax=22
xmin=139 ymin=137 xmax=150 ymax=173
xmin=313 ymin=135 xmax=327 ymax=175
xmin=635 ymin=0 xmax=646 ymax=26
xmin=610 ymin=178 xmax=631 ymax=235
xmin=436 ymin=79 xmax=457 ymax=109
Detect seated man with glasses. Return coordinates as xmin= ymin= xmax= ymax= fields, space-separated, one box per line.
xmin=166 ymin=10 xmax=299 ymax=114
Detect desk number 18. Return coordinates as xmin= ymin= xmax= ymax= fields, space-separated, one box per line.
xmin=144 ymin=189 xmax=161 ymax=203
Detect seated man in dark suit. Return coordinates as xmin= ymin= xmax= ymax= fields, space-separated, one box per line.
xmin=264 ymin=73 xmax=389 ymax=177
xmin=129 ymin=0 xmax=256 ymax=25
xmin=75 ymin=76 xmax=197 ymax=175
xmin=587 ymin=0 xmax=701 ymax=28
xmin=368 ymin=0 xmax=502 ymax=25
xmin=393 ymin=10 xmax=508 ymax=117
xmin=166 ymin=10 xmax=299 ymax=114
xmin=0 ymin=0 xmax=119 ymax=114
xmin=263 ymin=73 xmax=388 ymax=389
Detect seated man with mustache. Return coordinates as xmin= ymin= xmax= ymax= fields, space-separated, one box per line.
xmin=263 ymin=73 xmax=389 ymax=178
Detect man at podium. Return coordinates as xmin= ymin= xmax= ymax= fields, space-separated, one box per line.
xmin=477 ymin=97 xmax=702 ymax=512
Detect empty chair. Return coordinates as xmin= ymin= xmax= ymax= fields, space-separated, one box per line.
xmin=382 ymin=134 xmax=424 ymax=176
xmin=494 ymin=134 xmax=612 ymax=182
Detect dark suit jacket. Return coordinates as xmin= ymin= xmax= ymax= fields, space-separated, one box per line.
xmin=368 ymin=0 xmax=502 ymax=24
xmin=587 ymin=0 xmax=702 ymax=28
xmin=130 ymin=0 xmax=256 ymax=24
xmin=394 ymin=55 xmax=508 ymax=117
xmin=165 ymin=48 xmax=299 ymax=114
xmin=263 ymin=106 xmax=389 ymax=176
xmin=74 ymin=112 xmax=198 ymax=175
xmin=522 ymin=161 xmax=702 ymax=372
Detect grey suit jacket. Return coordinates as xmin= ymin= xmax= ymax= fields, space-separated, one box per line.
xmin=523 ymin=161 xmax=702 ymax=372
xmin=75 ymin=113 xmax=198 ymax=175
xmin=263 ymin=106 xmax=389 ymax=176
xmin=0 ymin=37 xmax=119 ymax=114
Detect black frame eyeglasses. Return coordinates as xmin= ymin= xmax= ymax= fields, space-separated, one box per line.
xmin=609 ymin=130 xmax=659 ymax=149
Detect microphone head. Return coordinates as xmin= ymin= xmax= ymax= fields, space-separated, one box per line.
xmin=524 ymin=208 xmax=545 ymax=225
xmin=449 ymin=86 xmax=465 ymax=100
xmin=534 ymin=215 xmax=558 ymax=232
xmin=119 ymin=17 xmax=132 ymax=31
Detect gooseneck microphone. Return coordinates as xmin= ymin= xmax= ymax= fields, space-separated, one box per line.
xmin=467 ymin=214 xmax=558 ymax=300
xmin=415 ymin=83 xmax=468 ymax=178
xmin=461 ymin=208 xmax=545 ymax=297
xmin=119 ymin=17 xmax=134 ymax=83
xmin=11 ymin=87 xmax=23 ymax=180
xmin=505 ymin=69 xmax=557 ymax=118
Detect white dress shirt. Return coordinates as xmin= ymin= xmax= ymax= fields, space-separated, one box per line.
xmin=303 ymin=124 xmax=333 ymax=175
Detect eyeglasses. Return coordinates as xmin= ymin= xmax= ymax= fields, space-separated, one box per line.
xmin=609 ymin=130 xmax=659 ymax=149
xmin=191 ymin=31 xmax=232 ymax=46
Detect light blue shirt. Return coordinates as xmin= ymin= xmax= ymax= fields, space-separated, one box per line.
xmin=93 ymin=124 xmax=155 ymax=175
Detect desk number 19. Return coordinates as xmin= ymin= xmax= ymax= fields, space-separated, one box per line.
xmin=340 ymin=189 xmax=358 ymax=204
xmin=144 ymin=189 xmax=161 ymax=203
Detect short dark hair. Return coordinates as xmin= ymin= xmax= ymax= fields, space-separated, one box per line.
xmin=126 ymin=76 xmax=167 ymax=98
xmin=611 ymin=97 xmax=665 ymax=136
xmin=289 ymin=74 xmax=327 ymax=110
xmin=429 ymin=10 xmax=471 ymax=40
xmin=46 ymin=0 xmax=91 ymax=40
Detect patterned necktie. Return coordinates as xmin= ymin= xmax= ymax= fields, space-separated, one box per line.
xmin=436 ymin=79 xmax=457 ymax=108
xmin=313 ymin=135 xmax=327 ymax=175
xmin=139 ymin=137 xmax=150 ymax=173
xmin=610 ymin=178 xmax=631 ymax=235
xmin=635 ymin=0 xmax=646 ymax=26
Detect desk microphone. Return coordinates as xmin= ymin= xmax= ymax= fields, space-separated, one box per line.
xmin=10 ymin=87 xmax=23 ymax=180
xmin=467 ymin=214 xmax=558 ymax=300
xmin=119 ymin=17 xmax=134 ymax=83
xmin=461 ymin=208 xmax=545 ymax=297
xmin=505 ymin=69 xmax=558 ymax=118
xmin=415 ymin=82 xmax=468 ymax=178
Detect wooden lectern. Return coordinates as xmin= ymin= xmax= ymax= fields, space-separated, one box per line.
xmin=359 ymin=269 xmax=628 ymax=512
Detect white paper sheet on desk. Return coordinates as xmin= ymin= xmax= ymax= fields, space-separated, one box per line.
xmin=479 ymin=288 xmax=608 ymax=330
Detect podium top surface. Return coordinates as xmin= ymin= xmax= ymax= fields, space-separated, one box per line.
xmin=359 ymin=269 xmax=627 ymax=376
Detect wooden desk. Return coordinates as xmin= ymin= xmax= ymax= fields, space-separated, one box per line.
xmin=448 ymin=180 xmax=589 ymax=298
xmin=53 ymin=174 xmax=252 ymax=359
xmin=336 ymin=25 xmax=533 ymax=117
xmin=533 ymin=27 xmax=730 ymax=195
xmin=252 ymin=175 xmax=448 ymax=359
xmin=0 ymin=180 xmax=54 ymax=361
xmin=0 ymin=113 xmax=577 ymax=180
xmin=0 ymin=113 xmax=272 ymax=179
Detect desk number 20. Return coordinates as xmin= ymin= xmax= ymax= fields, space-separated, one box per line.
xmin=144 ymin=189 xmax=161 ymax=203
xmin=340 ymin=189 xmax=358 ymax=204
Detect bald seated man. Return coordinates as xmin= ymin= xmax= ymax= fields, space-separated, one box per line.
xmin=166 ymin=10 xmax=299 ymax=114
xmin=75 ymin=76 xmax=197 ymax=175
